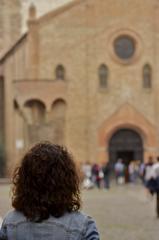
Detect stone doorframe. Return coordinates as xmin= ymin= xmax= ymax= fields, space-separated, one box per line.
xmin=98 ymin=104 xmax=158 ymax=163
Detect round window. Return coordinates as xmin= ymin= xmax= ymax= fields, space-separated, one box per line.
xmin=114 ymin=35 xmax=135 ymax=60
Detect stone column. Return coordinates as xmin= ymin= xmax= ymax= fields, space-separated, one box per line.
xmin=3 ymin=61 xmax=15 ymax=176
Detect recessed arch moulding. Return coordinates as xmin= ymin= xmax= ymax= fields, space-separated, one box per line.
xmin=98 ymin=104 xmax=158 ymax=163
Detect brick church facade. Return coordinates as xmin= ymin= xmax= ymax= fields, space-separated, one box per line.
xmin=0 ymin=0 xmax=159 ymax=175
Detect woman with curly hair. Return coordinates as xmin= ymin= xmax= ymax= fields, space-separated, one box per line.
xmin=0 ymin=143 xmax=99 ymax=239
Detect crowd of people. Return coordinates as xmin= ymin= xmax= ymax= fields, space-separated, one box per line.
xmin=81 ymin=156 xmax=159 ymax=218
xmin=81 ymin=161 xmax=110 ymax=190
xmin=81 ymin=158 xmax=159 ymax=190
xmin=81 ymin=159 xmax=144 ymax=190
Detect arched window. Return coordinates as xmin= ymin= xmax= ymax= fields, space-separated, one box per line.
xmin=24 ymin=100 xmax=47 ymax=146
xmin=143 ymin=64 xmax=152 ymax=89
xmin=55 ymin=65 xmax=65 ymax=80
xmin=24 ymin=99 xmax=46 ymax=125
xmin=99 ymin=64 xmax=108 ymax=88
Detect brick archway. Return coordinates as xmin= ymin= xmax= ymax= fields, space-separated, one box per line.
xmin=98 ymin=104 xmax=158 ymax=163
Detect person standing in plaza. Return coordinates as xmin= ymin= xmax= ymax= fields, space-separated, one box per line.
xmin=144 ymin=156 xmax=155 ymax=195
xmin=92 ymin=163 xmax=100 ymax=188
xmin=152 ymin=157 xmax=159 ymax=218
xmin=92 ymin=163 xmax=105 ymax=189
xmin=82 ymin=162 xmax=94 ymax=189
xmin=114 ymin=159 xmax=125 ymax=184
xmin=129 ymin=161 xmax=135 ymax=183
xmin=102 ymin=161 xmax=111 ymax=189
xmin=129 ymin=161 xmax=140 ymax=184
xmin=0 ymin=143 xmax=100 ymax=240
xmin=139 ymin=162 xmax=146 ymax=184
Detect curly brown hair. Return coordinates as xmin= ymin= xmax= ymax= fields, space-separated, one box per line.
xmin=12 ymin=142 xmax=81 ymax=222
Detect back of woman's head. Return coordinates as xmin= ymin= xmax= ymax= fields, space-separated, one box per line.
xmin=12 ymin=142 xmax=81 ymax=222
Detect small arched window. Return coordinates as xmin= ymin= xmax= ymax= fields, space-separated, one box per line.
xmin=55 ymin=65 xmax=65 ymax=80
xmin=99 ymin=64 xmax=108 ymax=88
xmin=143 ymin=64 xmax=152 ymax=89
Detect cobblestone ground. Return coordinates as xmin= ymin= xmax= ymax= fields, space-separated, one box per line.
xmin=0 ymin=184 xmax=159 ymax=240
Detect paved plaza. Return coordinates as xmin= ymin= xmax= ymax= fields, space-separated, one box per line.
xmin=0 ymin=184 xmax=159 ymax=239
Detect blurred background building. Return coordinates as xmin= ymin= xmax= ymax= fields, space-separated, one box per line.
xmin=0 ymin=0 xmax=159 ymax=175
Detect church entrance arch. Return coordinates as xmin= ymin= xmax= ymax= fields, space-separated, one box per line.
xmin=109 ymin=128 xmax=143 ymax=167
xmin=98 ymin=104 xmax=158 ymax=165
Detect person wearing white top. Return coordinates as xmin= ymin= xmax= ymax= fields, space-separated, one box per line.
xmin=152 ymin=160 xmax=159 ymax=179
xmin=145 ymin=157 xmax=155 ymax=182
xmin=152 ymin=157 xmax=159 ymax=218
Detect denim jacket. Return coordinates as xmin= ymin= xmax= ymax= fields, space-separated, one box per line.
xmin=0 ymin=210 xmax=100 ymax=240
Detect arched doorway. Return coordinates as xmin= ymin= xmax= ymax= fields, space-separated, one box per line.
xmin=109 ymin=128 xmax=143 ymax=167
